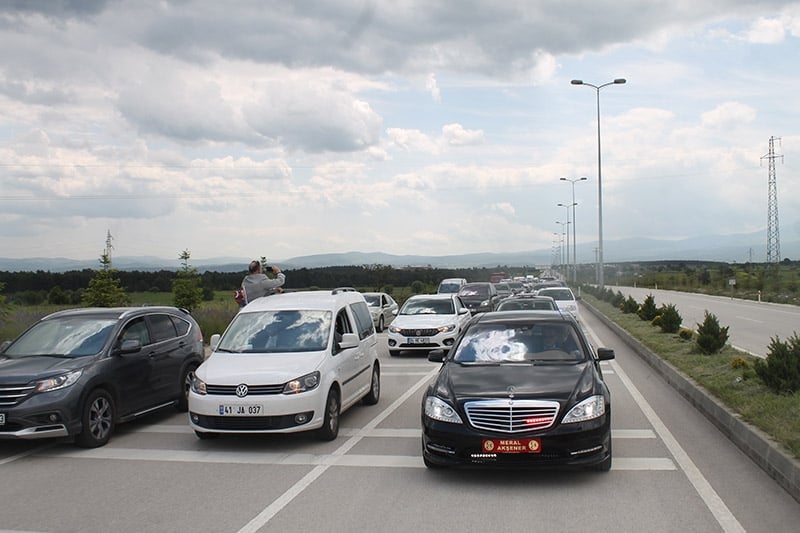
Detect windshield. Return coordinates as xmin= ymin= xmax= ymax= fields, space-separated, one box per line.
xmin=438 ymin=283 xmax=460 ymax=293
xmin=218 ymin=310 xmax=332 ymax=353
xmin=400 ymin=299 xmax=454 ymax=315
xmin=452 ymin=323 xmax=585 ymax=363
xmin=4 ymin=316 xmax=118 ymax=358
xmin=364 ymin=294 xmax=380 ymax=307
xmin=459 ymin=285 xmax=488 ymax=297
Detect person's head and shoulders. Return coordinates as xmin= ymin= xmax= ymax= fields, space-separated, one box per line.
xmin=241 ymin=260 xmax=286 ymax=303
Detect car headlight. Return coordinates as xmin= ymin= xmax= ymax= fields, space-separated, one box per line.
xmin=191 ymin=376 xmax=207 ymax=395
xmin=437 ymin=324 xmax=456 ymax=333
xmin=283 ymin=371 xmax=320 ymax=394
xmin=480 ymin=299 xmax=489 ymax=307
xmin=424 ymin=396 xmax=463 ymax=424
xmin=388 ymin=325 xmax=402 ymax=334
xmin=562 ymin=395 xmax=605 ymax=424
xmin=36 ymin=369 xmax=82 ymax=393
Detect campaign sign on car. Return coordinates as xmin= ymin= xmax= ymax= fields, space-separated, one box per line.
xmin=482 ymin=438 xmax=542 ymax=453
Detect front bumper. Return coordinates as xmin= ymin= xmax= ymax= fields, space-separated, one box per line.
xmin=421 ymin=413 xmax=611 ymax=468
xmin=0 ymin=387 xmax=82 ymax=440
xmin=188 ymin=388 xmax=324 ymax=434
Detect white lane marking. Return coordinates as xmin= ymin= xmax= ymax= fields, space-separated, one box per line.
xmin=583 ymin=322 xmax=745 ymax=533
xmin=237 ymin=366 xmax=439 ymax=533
xmin=734 ymin=316 xmax=763 ymax=324
xmin=36 ymin=447 xmax=676 ymax=472
xmin=0 ymin=443 xmax=54 ymax=465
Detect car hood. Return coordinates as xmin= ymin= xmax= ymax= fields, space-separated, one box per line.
xmin=393 ymin=315 xmax=457 ymax=328
xmin=197 ymin=351 xmax=326 ymax=384
xmin=436 ymin=361 xmax=595 ymax=402
xmin=0 ymin=355 xmax=89 ymax=382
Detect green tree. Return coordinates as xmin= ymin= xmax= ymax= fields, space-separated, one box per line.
xmin=82 ymin=254 xmax=130 ymax=307
xmin=172 ymin=249 xmax=203 ymax=311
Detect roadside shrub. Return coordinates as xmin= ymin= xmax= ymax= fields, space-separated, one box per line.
xmin=754 ymin=334 xmax=800 ymax=394
xmin=638 ymin=294 xmax=658 ymax=321
xmin=695 ymin=311 xmax=729 ymax=354
xmin=611 ymin=290 xmax=625 ymax=308
xmin=620 ymin=295 xmax=639 ymax=314
xmin=657 ymin=303 xmax=682 ymax=333
xmin=619 ymin=296 xmax=639 ymax=313
xmin=678 ymin=328 xmax=693 ymax=341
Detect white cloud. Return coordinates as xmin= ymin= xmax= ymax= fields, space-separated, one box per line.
xmin=701 ymin=102 xmax=757 ymax=129
xmin=442 ymin=123 xmax=485 ymax=146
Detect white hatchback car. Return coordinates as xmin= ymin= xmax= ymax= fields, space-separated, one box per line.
xmin=362 ymin=291 xmax=398 ymax=332
xmin=189 ymin=288 xmax=380 ymax=441
xmin=387 ymin=293 xmax=472 ymax=357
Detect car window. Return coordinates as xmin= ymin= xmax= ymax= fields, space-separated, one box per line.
xmin=148 ymin=314 xmax=178 ymax=343
xmin=120 ymin=317 xmax=151 ymax=346
xmin=5 ymin=316 xmax=118 ymax=358
xmin=170 ymin=316 xmax=191 ymax=336
xmin=350 ymin=301 xmax=375 ymax=340
xmin=452 ymin=323 xmax=584 ymax=363
xmin=458 ymin=285 xmax=488 ymax=297
xmin=400 ymin=298 xmax=454 ymax=315
xmin=219 ymin=310 xmax=332 ymax=353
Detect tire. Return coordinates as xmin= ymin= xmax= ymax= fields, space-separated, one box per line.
xmin=75 ymin=389 xmax=115 ymax=448
xmin=377 ymin=316 xmax=384 ymax=333
xmin=195 ymin=430 xmax=219 ymax=440
xmin=362 ymin=363 xmax=380 ymax=405
xmin=317 ymin=388 xmax=340 ymax=441
xmin=389 ymin=349 xmax=401 ymax=357
xmin=175 ymin=363 xmax=198 ymax=412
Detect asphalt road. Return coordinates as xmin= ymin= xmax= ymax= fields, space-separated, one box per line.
xmin=1 ymin=310 xmax=799 ymax=532
xmin=598 ymin=285 xmax=800 ymax=358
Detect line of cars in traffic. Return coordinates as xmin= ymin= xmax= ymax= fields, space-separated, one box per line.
xmin=0 ymin=278 xmax=613 ymax=471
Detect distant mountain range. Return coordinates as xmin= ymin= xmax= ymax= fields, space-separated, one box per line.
xmin=0 ymin=232 xmax=796 ymax=273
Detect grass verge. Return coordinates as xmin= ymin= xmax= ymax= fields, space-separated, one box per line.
xmin=584 ymin=294 xmax=800 ymax=460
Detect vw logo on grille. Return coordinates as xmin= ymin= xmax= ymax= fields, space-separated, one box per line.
xmin=235 ymin=384 xmax=249 ymax=398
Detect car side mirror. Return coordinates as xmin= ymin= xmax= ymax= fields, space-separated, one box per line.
xmin=0 ymin=340 xmax=10 ymax=353
xmin=338 ymin=333 xmax=359 ymax=350
xmin=459 ymin=308 xmax=469 ymax=315
xmin=118 ymin=339 xmax=142 ymax=354
xmin=596 ymin=347 xmax=615 ymax=361
xmin=428 ymin=349 xmax=446 ymax=363
xmin=210 ymin=334 xmax=221 ymax=351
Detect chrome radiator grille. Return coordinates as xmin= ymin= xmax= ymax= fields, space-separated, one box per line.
xmin=464 ymin=399 xmax=560 ymax=433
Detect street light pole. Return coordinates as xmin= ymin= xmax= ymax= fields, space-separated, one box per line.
xmin=570 ymin=78 xmax=626 ymax=289
xmin=558 ymin=200 xmax=578 ymax=283
xmin=556 ymin=220 xmax=570 ymax=279
xmin=560 ymin=177 xmax=587 ymax=283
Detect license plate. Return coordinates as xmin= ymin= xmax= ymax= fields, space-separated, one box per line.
xmin=0 ymin=413 xmax=4 ymax=425
xmin=482 ymin=438 xmax=542 ymax=454
xmin=218 ymin=404 xmax=263 ymax=416
xmin=407 ymin=337 xmax=429 ymax=344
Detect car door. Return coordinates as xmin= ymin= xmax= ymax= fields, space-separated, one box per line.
xmin=113 ymin=316 xmax=155 ymax=415
xmin=348 ymin=301 xmax=377 ymax=402
xmin=142 ymin=313 xmax=186 ymax=405
xmin=332 ymin=307 xmax=364 ymax=408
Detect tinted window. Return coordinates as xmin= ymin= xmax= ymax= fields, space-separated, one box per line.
xmin=350 ymin=301 xmax=375 ymax=340
xmin=149 ymin=314 xmax=178 ymax=343
xmin=171 ymin=316 xmax=191 ymax=336
xmin=120 ymin=317 xmax=151 ymax=345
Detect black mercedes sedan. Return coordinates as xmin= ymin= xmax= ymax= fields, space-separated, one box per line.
xmin=421 ymin=310 xmax=615 ymax=470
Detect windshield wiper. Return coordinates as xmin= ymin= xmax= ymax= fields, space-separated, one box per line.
xmin=214 ymin=347 xmax=243 ymax=353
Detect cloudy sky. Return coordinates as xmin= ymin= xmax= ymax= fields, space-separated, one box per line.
xmin=1 ymin=1 xmax=798 ymax=265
